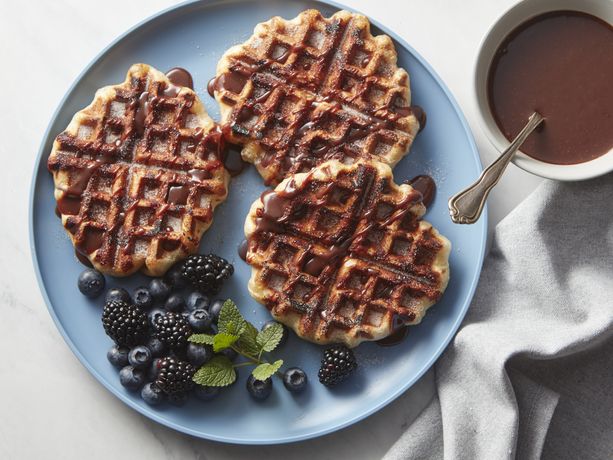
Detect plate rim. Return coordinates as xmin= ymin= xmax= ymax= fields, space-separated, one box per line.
xmin=29 ymin=0 xmax=487 ymax=445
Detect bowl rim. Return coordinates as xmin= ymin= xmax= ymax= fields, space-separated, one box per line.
xmin=473 ymin=0 xmax=613 ymax=182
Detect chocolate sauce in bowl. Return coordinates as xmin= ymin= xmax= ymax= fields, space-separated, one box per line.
xmin=488 ymin=11 xmax=613 ymax=164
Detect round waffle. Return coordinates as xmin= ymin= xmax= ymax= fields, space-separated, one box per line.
xmin=212 ymin=9 xmax=421 ymax=185
xmin=244 ymin=160 xmax=450 ymax=347
xmin=48 ymin=64 xmax=230 ymax=277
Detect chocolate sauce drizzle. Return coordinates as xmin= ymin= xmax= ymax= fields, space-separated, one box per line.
xmin=238 ymin=239 xmax=249 ymax=261
xmin=251 ymin=166 xmax=422 ymax=278
xmin=51 ymin=66 xmax=230 ymax=268
xmin=405 ymin=175 xmax=435 ymax=208
xmin=221 ymin=144 xmax=248 ymax=177
xmin=166 ymin=67 xmax=194 ymax=90
xmin=376 ymin=325 xmax=409 ymax=346
xmin=207 ymin=23 xmax=427 ymax=180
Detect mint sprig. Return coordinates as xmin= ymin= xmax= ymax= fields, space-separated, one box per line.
xmin=189 ymin=299 xmax=287 ymax=387
xmin=252 ymin=360 xmax=283 ymax=381
xmin=193 ymin=355 xmax=236 ymax=387
xmin=256 ymin=322 xmax=284 ymax=353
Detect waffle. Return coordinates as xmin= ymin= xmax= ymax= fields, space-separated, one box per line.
xmin=48 ymin=64 xmax=230 ymax=277
xmin=244 ymin=160 xmax=450 ymax=347
xmin=212 ymin=9 xmax=421 ymax=185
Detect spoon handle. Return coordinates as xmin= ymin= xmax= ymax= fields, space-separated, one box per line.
xmin=448 ymin=112 xmax=544 ymax=224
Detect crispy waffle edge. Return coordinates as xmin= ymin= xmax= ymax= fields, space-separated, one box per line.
xmin=47 ymin=63 xmax=230 ymax=277
xmin=243 ymin=159 xmax=450 ymax=347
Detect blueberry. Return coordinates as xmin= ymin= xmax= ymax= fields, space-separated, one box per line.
xmin=165 ymin=294 xmax=186 ymax=313
xmin=148 ymin=308 xmax=166 ymax=327
xmin=119 ymin=365 xmax=146 ymax=390
xmin=194 ymin=385 xmax=220 ymax=401
xmin=165 ymin=263 xmax=187 ymax=289
xmin=107 ymin=346 xmax=129 ymax=368
xmin=146 ymin=337 xmax=166 ymax=357
xmin=77 ymin=269 xmax=105 ymax=298
xmin=246 ymin=375 xmax=272 ymax=401
xmin=133 ymin=287 xmax=154 ymax=310
xmin=282 ymin=367 xmax=307 ymax=393
xmin=220 ymin=347 xmax=238 ymax=362
xmin=168 ymin=392 xmax=189 ymax=406
xmin=262 ymin=320 xmax=289 ymax=347
xmin=187 ymin=343 xmax=214 ymax=367
xmin=141 ymin=382 xmax=165 ymax=405
xmin=128 ymin=346 xmax=152 ymax=369
xmin=208 ymin=299 xmax=224 ymax=322
xmin=148 ymin=358 xmax=162 ymax=381
xmin=105 ymin=287 xmax=131 ymax=304
xmin=149 ymin=279 xmax=171 ymax=302
xmin=186 ymin=292 xmax=210 ymax=312
xmin=188 ymin=309 xmax=212 ymax=332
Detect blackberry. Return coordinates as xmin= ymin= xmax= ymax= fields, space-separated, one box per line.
xmin=153 ymin=312 xmax=192 ymax=351
xmin=155 ymin=357 xmax=195 ymax=395
xmin=181 ymin=254 xmax=233 ymax=295
xmin=318 ymin=345 xmax=357 ymax=387
xmin=101 ymin=300 xmax=148 ymax=347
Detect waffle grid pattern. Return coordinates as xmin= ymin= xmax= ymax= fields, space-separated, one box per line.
xmin=246 ymin=162 xmax=449 ymax=347
xmin=216 ymin=9 xmax=420 ymax=185
xmin=48 ymin=64 xmax=228 ymax=276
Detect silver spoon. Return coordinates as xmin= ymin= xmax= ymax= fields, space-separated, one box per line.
xmin=448 ymin=112 xmax=544 ymax=224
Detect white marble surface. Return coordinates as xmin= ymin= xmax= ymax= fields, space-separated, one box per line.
xmin=0 ymin=0 xmax=544 ymax=458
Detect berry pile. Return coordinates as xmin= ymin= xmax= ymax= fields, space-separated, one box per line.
xmin=78 ymin=253 xmax=321 ymax=406
xmin=76 ymin=254 xmax=236 ymax=406
xmin=78 ymin=252 xmax=359 ymax=408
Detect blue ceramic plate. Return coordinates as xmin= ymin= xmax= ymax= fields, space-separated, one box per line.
xmin=30 ymin=0 xmax=486 ymax=444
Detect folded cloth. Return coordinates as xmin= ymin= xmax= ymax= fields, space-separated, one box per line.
xmin=384 ymin=174 xmax=613 ymax=460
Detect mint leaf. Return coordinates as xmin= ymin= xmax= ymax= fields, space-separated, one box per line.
xmin=213 ymin=332 xmax=239 ymax=352
xmin=188 ymin=333 xmax=215 ymax=345
xmin=236 ymin=322 xmax=260 ymax=357
xmin=192 ymin=356 xmax=236 ymax=387
xmin=252 ymin=359 xmax=283 ymax=381
xmin=256 ymin=322 xmax=284 ymax=352
xmin=218 ymin=299 xmax=246 ymax=336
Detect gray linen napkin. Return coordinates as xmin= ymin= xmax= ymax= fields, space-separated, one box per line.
xmin=384 ymin=174 xmax=613 ymax=459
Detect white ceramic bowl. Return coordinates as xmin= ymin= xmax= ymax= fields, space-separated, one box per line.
xmin=474 ymin=0 xmax=613 ymax=181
